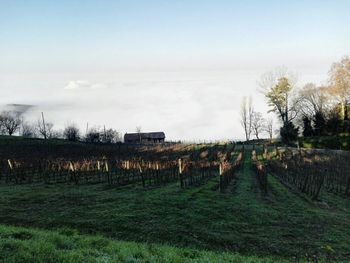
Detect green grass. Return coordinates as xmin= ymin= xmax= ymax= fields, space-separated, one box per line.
xmin=0 ymin=135 xmax=72 ymax=144
xmin=298 ymin=133 xmax=350 ymax=150
xmin=0 ymin=224 xmax=298 ymax=263
xmin=1 ymin=153 xmax=350 ymax=262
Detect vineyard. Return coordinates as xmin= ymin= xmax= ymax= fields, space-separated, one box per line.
xmin=257 ymin=146 xmax=350 ymax=200
xmin=0 ymin=138 xmax=350 ymax=262
xmin=0 ymin=141 xmax=242 ymax=191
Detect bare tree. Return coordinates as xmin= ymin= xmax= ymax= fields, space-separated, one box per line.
xmin=102 ymin=128 xmax=120 ymax=143
xmin=298 ymin=83 xmax=330 ymax=118
xmin=251 ymin=111 xmax=264 ymax=139
xmin=329 ymin=56 xmax=350 ymax=120
xmin=264 ymin=117 xmax=274 ymax=141
xmin=240 ymin=97 xmax=253 ymax=141
xmin=0 ymin=111 xmax=21 ymax=136
xmin=136 ymin=126 xmax=142 ymax=143
xmin=248 ymin=97 xmax=253 ymax=139
xmin=240 ymin=97 xmax=249 ymax=141
xmin=21 ymin=122 xmax=36 ymax=138
xmin=63 ymin=124 xmax=80 ymax=141
xmin=36 ymin=119 xmax=54 ymax=139
xmin=0 ymin=115 xmax=5 ymax=135
xmin=85 ymin=127 xmax=101 ymax=143
xmin=50 ymin=129 xmax=63 ymax=139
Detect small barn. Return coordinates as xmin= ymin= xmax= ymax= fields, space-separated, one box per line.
xmin=124 ymin=132 xmax=165 ymax=144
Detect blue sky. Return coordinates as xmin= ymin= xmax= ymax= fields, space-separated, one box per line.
xmin=0 ymin=1 xmax=349 ymax=140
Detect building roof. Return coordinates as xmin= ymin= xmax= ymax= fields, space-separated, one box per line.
xmin=124 ymin=132 xmax=165 ymax=140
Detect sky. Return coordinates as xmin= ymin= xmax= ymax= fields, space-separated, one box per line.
xmin=0 ymin=0 xmax=349 ymax=141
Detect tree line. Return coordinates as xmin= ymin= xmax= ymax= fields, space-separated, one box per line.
xmin=241 ymin=55 xmax=350 ymax=145
xmin=0 ymin=112 xmax=121 ymax=144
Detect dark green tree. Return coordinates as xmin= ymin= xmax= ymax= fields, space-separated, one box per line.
xmin=280 ymin=121 xmax=299 ymax=145
xmin=302 ymin=116 xmax=313 ymax=137
xmin=314 ymin=112 xmax=326 ymax=136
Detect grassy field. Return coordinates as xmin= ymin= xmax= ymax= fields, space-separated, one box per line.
xmin=298 ymin=133 xmax=350 ymax=150
xmin=1 ymin=150 xmax=350 ymax=262
xmin=0 ymin=224 xmax=293 ymax=263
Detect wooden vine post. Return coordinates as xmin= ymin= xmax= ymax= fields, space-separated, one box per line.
xmin=7 ymin=159 xmax=13 ymax=183
xmin=69 ymin=161 xmax=74 ymax=172
xmin=156 ymin=162 xmax=160 ymax=185
xmin=69 ymin=161 xmax=78 ymax=184
xmin=105 ymin=161 xmax=110 ymax=184
xmin=219 ymin=162 xmax=223 ymax=192
xmin=274 ymin=145 xmax=278 ymax=158
xmin=178 ymin=158 xmax=184 ymax=188
xmin=7 ymin=159 xmax=13 ymax=170
xmin=138 ymin=162 xmax=145 ymax=188
xmin=263 ymin=144 xmax=268 ymax=160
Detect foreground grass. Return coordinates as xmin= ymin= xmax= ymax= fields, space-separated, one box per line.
xmin=0 ymin=224 xmax=298 ymax=263
xmin=1 ymin=153 xmax=350 ymax=261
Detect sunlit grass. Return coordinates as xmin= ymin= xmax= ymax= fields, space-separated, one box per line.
xmin=0 ymin=224 xmax=295 ymax=263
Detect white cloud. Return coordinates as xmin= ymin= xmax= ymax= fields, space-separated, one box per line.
xmin=64 ymin=80 xmax=107 ymax=90
xmin=2 ymin=69 xmax=329 ymax=141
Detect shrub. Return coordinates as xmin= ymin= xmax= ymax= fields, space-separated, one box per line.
xmin=280 ymin=121 xmax=299 ymax=146
xmin=63 ymin=125 xmax=80 ymax=142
